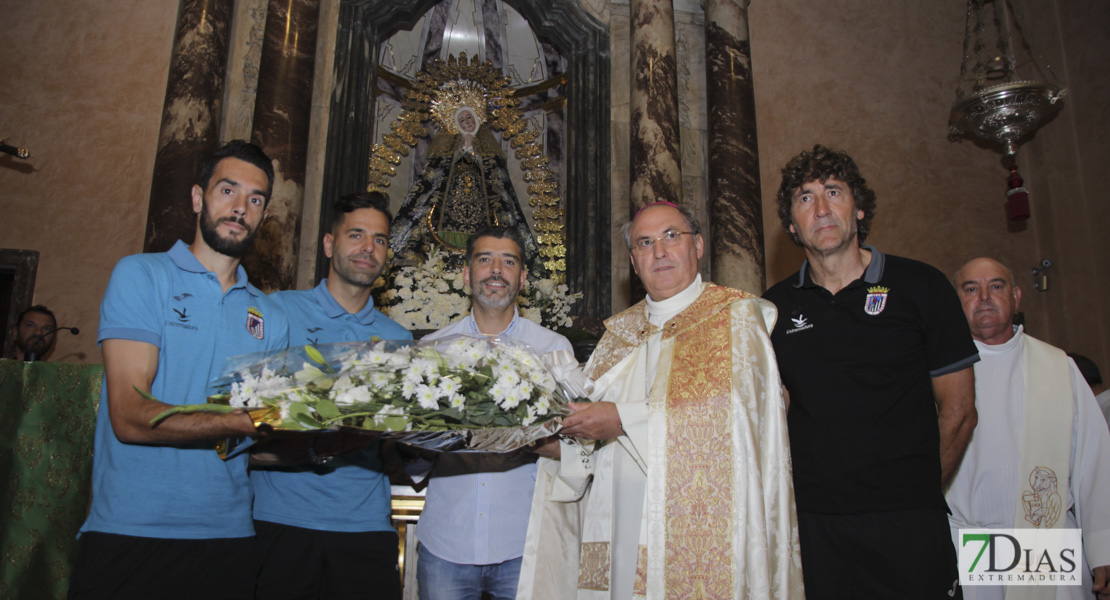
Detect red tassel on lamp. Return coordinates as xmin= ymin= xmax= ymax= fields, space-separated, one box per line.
xmin=1006 ymin=161 xmax=1031 ymax=221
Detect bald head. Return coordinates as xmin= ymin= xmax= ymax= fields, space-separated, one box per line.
xmin=954 ymin=257 xmax=1022 ymax=345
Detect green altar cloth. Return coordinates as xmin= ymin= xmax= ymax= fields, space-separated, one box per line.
xmin=0 ymin=360 xmax=101 ymax=599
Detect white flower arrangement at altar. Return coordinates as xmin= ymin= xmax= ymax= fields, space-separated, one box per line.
xmin=148 ymin=336 xmax=570 ymax=452
xmin=374 ymin=248 xmax=470 ymax=330
xmin=372 ymin=248 xmax=581 ymax=330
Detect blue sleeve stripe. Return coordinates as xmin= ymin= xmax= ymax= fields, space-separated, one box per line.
xmin=930 ymin=353 xmax=980 ymax=378
xmin=99 ymin=327 xmax=161 ymax=347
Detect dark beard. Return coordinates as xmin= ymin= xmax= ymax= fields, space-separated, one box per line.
xmin=17 ymin=334 xmax=53 ymax=356
xmin=199 ymin=203 xmax=257 ymax=258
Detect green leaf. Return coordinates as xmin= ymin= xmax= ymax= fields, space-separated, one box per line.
xmin=383 ymin=415 xmax=409 ymax=431
xmin=314 ymin=400 xmax=342 ymax=421
xmin=469 ymin=412 xmax=495 ymax=426
xmin=288 ymin=401 xmax=323 ymax=430
xmin=443 ymin=407 xmax=463 ymax=420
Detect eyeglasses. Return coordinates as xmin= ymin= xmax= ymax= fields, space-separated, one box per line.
xmin=630 ymin=230 xmax=696 ymax=254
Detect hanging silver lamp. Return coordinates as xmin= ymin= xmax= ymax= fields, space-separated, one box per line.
xmin=948 ymin=0 xmax=1066 ymax=221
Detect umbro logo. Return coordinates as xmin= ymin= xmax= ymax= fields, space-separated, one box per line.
xmin=786 ymin=313 xmax=814 ymax=335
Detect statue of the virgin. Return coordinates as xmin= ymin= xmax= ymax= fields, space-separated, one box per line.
xmin=389 ymin=101 xmax=548 ymax=277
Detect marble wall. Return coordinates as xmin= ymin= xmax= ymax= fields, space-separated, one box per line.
xmin=1 ymin=0 xmax=1107 ymax=370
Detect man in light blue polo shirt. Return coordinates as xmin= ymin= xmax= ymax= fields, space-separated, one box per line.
xmin=418 ymin=225 xmax=572 ymax=600
xmin=69 ymin=141 xmax=291 ymax=599
xmin=251 ymin=191 xmax=411 ymax=599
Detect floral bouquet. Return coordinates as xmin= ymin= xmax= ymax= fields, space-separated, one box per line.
xmin=152 ymin=335 xmax=572 ymax=453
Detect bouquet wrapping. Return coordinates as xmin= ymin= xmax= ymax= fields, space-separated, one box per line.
xmin=191 ymin=335 xmax=573 ymax=454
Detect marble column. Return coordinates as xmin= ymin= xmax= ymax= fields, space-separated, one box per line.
xmin=143 ymin=0 xmax=234 ymax=253
xmin=705 ymin=0 xmax=765 ymax=292
xmin=242 ymin=0 xmax=320 ymax=292
xmin=629 ymin=0 xmax=681 ymax=212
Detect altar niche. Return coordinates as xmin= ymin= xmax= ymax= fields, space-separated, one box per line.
xmin=318 ymin=0 xmax=610 ymax=318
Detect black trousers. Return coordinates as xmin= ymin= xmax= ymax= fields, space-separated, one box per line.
xmin=252 ymin=520 xmax=400 ymax=600
xmin=68 ymin=531 xmax=254 ymax=600
xmin=798 ymin=508 xmax=963 ymax=600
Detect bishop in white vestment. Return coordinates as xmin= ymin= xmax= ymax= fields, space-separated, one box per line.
xmin=517 ymin=203 xmax=804 ymax=599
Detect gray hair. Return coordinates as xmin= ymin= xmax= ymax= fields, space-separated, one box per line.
xmin=620 ymin=203 xmax=702 ymax=250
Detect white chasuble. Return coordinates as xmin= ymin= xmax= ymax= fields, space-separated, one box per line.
xmin=518 ymin=283 xmax=805 ymax=599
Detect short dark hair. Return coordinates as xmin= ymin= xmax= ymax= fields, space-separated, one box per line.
xmin=328 ymin=191 xmax=393 ymax=233
xmin=196 ymin=140 xmax=275 ymax=203
xmin=465 ymin=225 xmax=526 ymax=266
xmin=619 ymin=202 xmax=702 ymax=250
xmin=1068 ymin=352 xmax=1103 ymax=387
xmin=776 ymin=144 xmax=878 ymax=245
xmin=17 ymin=305 xmax=56 ymax=328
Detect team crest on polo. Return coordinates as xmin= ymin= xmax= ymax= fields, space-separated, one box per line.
xmin=864 ymin=286 xmax=889 ymax=315
xmin=246 ymin=307 xmax=265 ymax=339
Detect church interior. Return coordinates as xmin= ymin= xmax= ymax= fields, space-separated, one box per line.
xmin=1 ymin=0 xmax=1108 ymax=594
xmin=2 ymin=0 xmax=1107 ymax=367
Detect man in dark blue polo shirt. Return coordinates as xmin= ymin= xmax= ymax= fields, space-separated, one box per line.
xmin=762 ymin=145 xmax=979 ymax=600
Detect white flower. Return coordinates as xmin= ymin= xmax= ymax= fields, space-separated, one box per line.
xmin=527 ymin=368 xmax=548 ymax=386
xmin=533 ymin=395 xmax=550 ymax=416
xmin=449 ymin=393 xmax=465 ymax=409
xmin=414 ymin=384 xmax=439 ymax=410
xmin=364 ymin=350 xmax=391 ymax=365
xmin=522 ymin=405 xmax=538 ymax=426
xmin=520 ymin=306 xmax=542 ymax=323
xmin=294 ymin=363 xmax=333 ymax=390
xmin=490 ymin=381 xmax=511 ymax=404
xmin=437 ymin=376 xmax=461 ymax=396
xmin=495 ymin=366 xmax=521 ymax=387
xmin=388 ymin=351 xmax=411 ymax=368
xmin=499 ymin=385 xmax=524 ymax=409
xmin=332 ymin=374 xmax=355 ymax=392
xmin=372 ymin=403 xmax=408 ymax=428
xmin=334 ymin=385 xmax=371 ymax=406
xmin=398 ymin=287 xmax=413 ymax=300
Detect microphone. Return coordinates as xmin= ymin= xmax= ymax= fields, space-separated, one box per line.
xmin=0 ymin=138 xmax=32 ymax=159
xmin=23 ymin=326 xmax=79 ymax=362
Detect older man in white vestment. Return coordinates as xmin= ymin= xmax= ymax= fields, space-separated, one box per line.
xmin=517 ymin=202 xmax=804 ymax=599
xmin=947 ymin=257 xmax=1110 ymax=600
